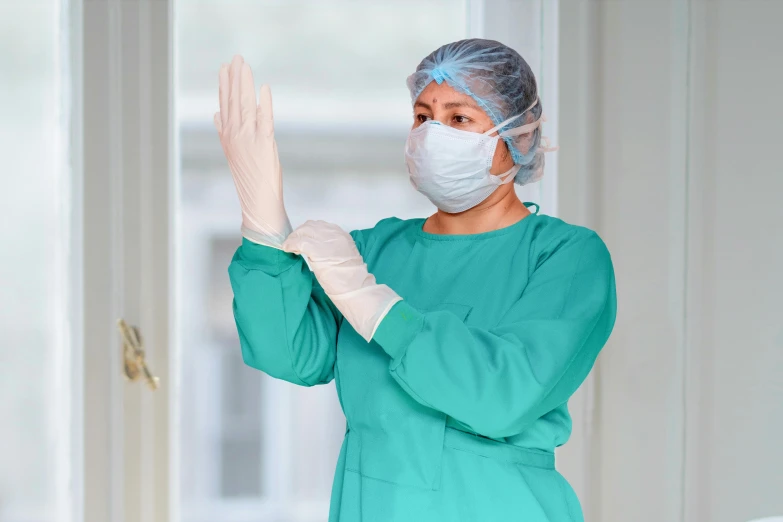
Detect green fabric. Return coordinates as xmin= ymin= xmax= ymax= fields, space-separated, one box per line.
xmin=229 ymin=214 xmax=616 ymax=522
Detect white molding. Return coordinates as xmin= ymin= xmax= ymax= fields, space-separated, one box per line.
xmin=81 ymin=0 xmax=126 ymax=520
xmin=683 ymin=2 xmax=707 ymax=520
xmin=138 ymin=4 xmax=155 ymax=522
xmin=169 ymin=0 xmax=181 ymax=518
xmin=130 ymin=1 xmax=173 ymax=520
xmin=539 ymin=0 xmax=559 ymax=218
xmin=668 ymin=3 xmax=692 ymax=521
xmin=109 ymin=2 xmax=126 ymax=520
xmin=80 ymin=1 xmax=173 ymax=520
xmin=553 ymin=0 xmax=596 ymax=511
xmin=66 ymin=0 xmax=85 ymax=520
xmin=467 ymin=0 xmax=486 ymax=38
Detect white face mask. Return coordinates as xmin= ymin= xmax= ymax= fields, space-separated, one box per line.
xmin=404 ymin=101 xmax=543 ymax=214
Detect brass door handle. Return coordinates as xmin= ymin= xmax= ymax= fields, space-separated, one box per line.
xmin=117 ymin=319 xmax=160 ymax=391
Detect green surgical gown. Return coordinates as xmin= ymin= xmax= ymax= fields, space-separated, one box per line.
xmin=228 ymin=213 xmax=617 ymax=522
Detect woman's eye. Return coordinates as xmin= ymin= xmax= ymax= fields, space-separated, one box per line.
xmin=453 ymin=115 xmax=471 ymax=124
xmin=416 ymin=114 xmax=431 ymax=123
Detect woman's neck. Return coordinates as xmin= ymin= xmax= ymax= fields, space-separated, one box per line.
xmin=423 ymin=184 xmax=531 ymax=235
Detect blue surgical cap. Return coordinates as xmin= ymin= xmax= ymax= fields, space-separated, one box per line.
xmin=407 ymin=39 xmax=546 ymax=185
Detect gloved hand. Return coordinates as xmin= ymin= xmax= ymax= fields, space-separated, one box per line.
xmin=283 ymin=220 xmax=403 ymax=342
xmin=214 ymin=55 xmax=292 ymax=249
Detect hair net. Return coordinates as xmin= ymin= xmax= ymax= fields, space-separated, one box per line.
xmin=407 ymin=39 xmax=550 ymax=185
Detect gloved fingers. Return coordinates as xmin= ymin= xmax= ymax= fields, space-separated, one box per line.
xmin=258 ymin=84 xmax=275 ymax=137
xmin=228 ymin=55 xmax=243 ymax=127
xmin=240 ymin=63 xmax=256 ymax=127
xmin=283 ymin=221 xmax=361 ymax=263
xmin=218 ymin=64 xmax=229 ymax=130
xmin=291 ymin=220 xmax=332 ymax=235
xmin=295 ymin=220 xmax=346 ymax=241
xmin=282 ymin=220 xmax=331 ymax=254
xmin=213 ymin=112 xmax=222 ymax=134
xmin=282 ymin=224 xmax=314 ymax=254
xmin=281 ymin=234 xmax=312 ymax=256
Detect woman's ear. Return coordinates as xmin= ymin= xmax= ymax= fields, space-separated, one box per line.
xmin=515 ymin=132 xmax=534 ymax=155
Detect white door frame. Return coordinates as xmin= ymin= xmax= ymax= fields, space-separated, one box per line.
xmin=76 ymin=0 xmax=174 ymax=521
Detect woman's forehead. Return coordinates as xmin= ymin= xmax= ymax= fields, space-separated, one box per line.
xmin=416 ymin=82 xmax=480 ymax=108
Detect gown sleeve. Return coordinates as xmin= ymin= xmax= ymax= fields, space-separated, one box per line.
xmin=372 ymin=230 xmax=617 ymax=439
xmin=228 ymin=237 xmax=348 ymax=386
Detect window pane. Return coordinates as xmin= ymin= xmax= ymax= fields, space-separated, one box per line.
xmin=0 ymin=2 xmax=72 ymax=522
xmin=175 ymin=1 xmax=466 ymax=521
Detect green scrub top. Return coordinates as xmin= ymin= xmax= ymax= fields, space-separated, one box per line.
xmin=228 ymin=212 xmax=617 ymax=522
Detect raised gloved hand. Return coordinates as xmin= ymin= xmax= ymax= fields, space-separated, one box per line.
xmin=214 ymin=55 xmax=292 ymax=249
xmin=282 ymin=220 xmax=402 ymax=342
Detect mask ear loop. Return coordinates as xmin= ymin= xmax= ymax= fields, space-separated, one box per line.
xmin=482 ymin=98 xmax=540 ymax=137
xmin=496 ymin=113 xmax=560 ymax=154
xmin=495 ymin=164 xmax=522 ymax=185
xmin=483 ymin=97 xmax=559 ymax=168
xmin=498 ymin=118 xmax=543 ymax=138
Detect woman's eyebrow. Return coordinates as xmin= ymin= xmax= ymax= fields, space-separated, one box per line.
xmin=414 ymin=101 xmax=432 ymax=110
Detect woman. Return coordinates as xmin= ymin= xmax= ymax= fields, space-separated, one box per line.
xmin=217 ymin=39 xmax=616 ymax=522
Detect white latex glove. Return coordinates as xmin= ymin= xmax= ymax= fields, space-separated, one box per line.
xmin=214 ymin=55 xmax=292 ymax=248
xmin=282 ymin=220 xmax=403 ymax=342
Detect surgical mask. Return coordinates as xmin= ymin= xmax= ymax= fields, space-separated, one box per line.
xmin=405 ymin=100 xmax=544 ymax=214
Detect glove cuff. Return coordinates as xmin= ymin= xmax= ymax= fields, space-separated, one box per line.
xmin=241 ymin=222 xmax=292 ymax=250
xmin=328 ymin=284 xmax=402 ymax=342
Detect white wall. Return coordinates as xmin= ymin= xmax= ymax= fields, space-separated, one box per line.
xmin=560 ymin=1 xmax=783 ymax=521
